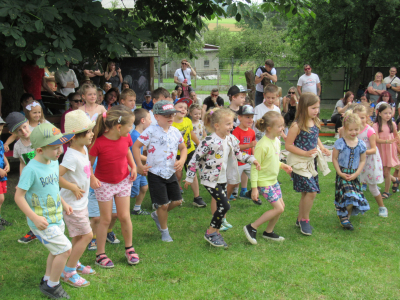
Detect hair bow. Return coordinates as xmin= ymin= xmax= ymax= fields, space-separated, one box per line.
xmin=26 ymin=102 xmax=40 ymax=111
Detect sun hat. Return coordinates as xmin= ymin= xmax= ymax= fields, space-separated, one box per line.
xmin=174 ymin=97 xmax=193 ymax=108
xmin=30 ymin=123 xmax=74 ymax=149
xmin=5 ymin=112 xmax=28 ymax=132
xmin=64 ymin=110 xmax=96 ymax=134
xmin=227 ymin=85 xmax=250 ymax=97
xmin=153 ymin=100 xmax=179 ymax=115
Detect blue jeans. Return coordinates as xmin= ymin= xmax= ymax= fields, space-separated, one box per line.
xmin=255 ymin=91 xmax=264 ymax=107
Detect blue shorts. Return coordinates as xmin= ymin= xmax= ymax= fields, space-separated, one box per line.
xmin=131 ymin=174 xmax=148 ymax=197
xmin=88 ymin=191 xmax=117 ymax=217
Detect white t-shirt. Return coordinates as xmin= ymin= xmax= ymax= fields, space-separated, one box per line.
xmin=255 ymin=67 xmax=277 ymax=93
xmin=60 ymin=146 xmax=91 ymax=210
xmin=149 ymin=110 xmax=157 ymax=125
xmin=253 ymin=103 xmax=281 ymax=141
xmin=384 ymin=75 xmax=400 ymax=98
xmin=217 ymin=138 xmax=229 ymax=183
xmin=297 ymin=73 xmax=320 ymax=95
xmin=174 ymin=68 xmax=192 ymax=85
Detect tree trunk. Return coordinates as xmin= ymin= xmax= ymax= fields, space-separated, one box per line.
xmin=245 ymin=69 xmax=255 ymax=105
xmin=0 ymin=54 xmax=23 ymax=116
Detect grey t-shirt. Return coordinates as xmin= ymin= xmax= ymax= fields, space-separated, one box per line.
xmin=13 ymin=140 xmax=35 ymax=165
xmin=332 ymin=99 xmax=344 ymax=116
xmin=368 ymin=81 xmax=386 ymax=103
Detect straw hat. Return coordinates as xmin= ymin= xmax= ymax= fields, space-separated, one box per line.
xmin=64 ymin=110 xmax=96 ymax=134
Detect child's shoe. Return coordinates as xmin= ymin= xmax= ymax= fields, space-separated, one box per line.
xmin=239 ymin=189 xmax=251 ymax=199
xmin=193 ymin=196 xmax=207 ymax=208
xmin=204 ymin=231 xmax=225 ymax=248
xmin=229 ymin=194 xmax=236 ymax=201
xmin=76 ymin=262 xmax=96 ymax=275
xmin=18 ymin=230 xmax=37 ymax=243
xmin=219 ymin=224 xmax=229 ymax=232
xmin=106 ymin=231 xmax=120 ymax=244
xmin=262 ymin=231 xmax=285 ymax=241
xmin=95 ymin=254 xmax=114 ymax=269
xmin=0 ymin=217 xmax=11 ymax=226
xmin=61 ymin=270 xmax=90 ymax=288
xmin=125 ymin=247 xmax=140 ymax=265
xmin=243 ymin=224 xmax=257 ymax=245
xmin=222 ymin=219 xmax=233 ymax=229
xmin=40 ymin=282 xmax=70 ymax=299
xmin=378 ymin=207 xmax=388 ymax=218
xmin=131 ymin=208 xmax=151 ymax=215
xmin=87 ymin=239 xmax=97 ymax=251
xmin=180 ymin=187 xmax=184 ymax=194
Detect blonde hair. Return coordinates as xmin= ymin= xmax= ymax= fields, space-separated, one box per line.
xmin=353 ymin=104 xmax=367 ymax=114
xmin=374 ymin=72 xmax=383 ymax=81
xmin=204 ymin=107 xmax=235 ymax=133
xmin=288 ymin=86 xmax=299 ymax=98
xmin=277 ymin=86 xmax=282 ymax=97
xmin=171 ymin=90 xmax=178 ymax=99
xmin=189 ymin=103 xmax=202 ymax=114
xmin=294 ymin=92 xmax=321 ymax=132
xmin=120 ymin=88 xmax=136 ymax=100
xmin=255 ymin=111 xmax=283 ymax=133
xmin=342 ymin=112 xmax=362 ymax=130
xmin=263 ymin=83 xmax=278 ymax=94
xmin=79 ymin=83 xmax=97 ymax=96
xmin=91 ymin=105 xmax=134 ymax=148
xmin=23 ymin=100 xmax=45 ymax=124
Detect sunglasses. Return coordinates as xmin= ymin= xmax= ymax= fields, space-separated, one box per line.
xmin=71 ymin=100 xmax=83 ymax=103
xmin=288 ymin=92 xmax=295 ymax=94
xmin=304 ymin=68 xmax=311 ymax=71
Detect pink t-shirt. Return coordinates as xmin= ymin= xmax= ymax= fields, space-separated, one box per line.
xmin=89 ymin=135 xmax=133 ymax=184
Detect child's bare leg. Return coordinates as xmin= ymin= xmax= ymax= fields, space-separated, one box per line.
xmin=383 ymin=167 xmax=391 ymax=194
xmin=110 ymin=213 xmax=118 ymax=229
xmin=346 ymin=204 xmax=353 ymax=219
xmin=49 ymin=250 xmax=71 ymax=282
xmin=241 ymin=173 xmax=248 ymax=190
xmin=300 ymin=192 xmax=317 ymax=220
xmin=96 ymin=201 xmax=113 ymax=255
xmin=191 ymin=174 xmax=200 ymax=198
xmin=252 ymin=199 xmax=284 ymax=231
xmin=175 ymin=169 xmax=183 ymax=186
xmin=115 ymin=196 xmax=132 ymax=247
xmin=298 ymin=192 xmax=306 ymax=221
xmin=0 ymin=194 xmax=4 ymax=215
xmin=135 ymin=185 xmax=148 ymax=206
xmin=157 ymin=201 xmax=182 ymax=230
xmin=90 ymin=217 xmax=99 ymax=237
xmin=66 ymin=232 xmax=93 ymax=268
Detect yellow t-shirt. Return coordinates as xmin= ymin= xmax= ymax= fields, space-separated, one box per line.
xmin=172 ymin=117 xmax=195 ymax=155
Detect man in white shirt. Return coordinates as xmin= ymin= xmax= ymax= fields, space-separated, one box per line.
xmin=384 ymin=66 xmax=400 ymax=101
xmin=254 ymin=59 xmax=278 ymax=106
xmin=297 ymin=64 xmax=321 ymax=96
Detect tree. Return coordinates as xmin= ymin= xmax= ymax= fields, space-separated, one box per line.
xmin=286 ymin=0 xmax=400 ymax=93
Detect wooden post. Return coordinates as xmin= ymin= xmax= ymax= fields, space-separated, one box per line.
xmin=149 ymin=56 xmax=154 ymax=91
xmin=245 ymin=68 xmax=255 ymax=105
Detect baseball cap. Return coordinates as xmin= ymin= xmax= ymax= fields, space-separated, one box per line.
xmin=145 ymin=91 xmax=151 ymax=97
xmin=227 ymin=85 xmax=250 ymax=97
xmin=153 ymin=100 xmax=179 ymax=115
xmin=30 ymin=123 xmax=74 ymax=149
xmin=5 ymin=112 xmax=28 ymax=132
xmin=64 ymin=110 xmax=96 ymax=134
xmin=174 ymin=97 xmax=193 ymax=108
xmin=238 ymin=105 xmax=256 ymax=115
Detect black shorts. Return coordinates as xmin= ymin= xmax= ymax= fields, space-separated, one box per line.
xmin=147 ymin=172 xmax=182 ymax=206
xmin=176 ymin=151 xmax=194 ymax=172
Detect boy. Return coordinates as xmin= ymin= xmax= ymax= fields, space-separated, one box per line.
xmin=150 ymin=88 xmax=170 ymax=124
xmin=227 ymin=85 xmax=248 ymax=132
xmin=254 ymin=84 xmax=281 ymax=141
xmin=142 ymin=91 xmax=153 ymax=111
xmin=130 ymin=108 xmax=152 ymax=215
xmin=14 ymin=123 xmax=74 ymax=298
xmin=232 ymin=105 xmax=257 ymax=200
xmin=120 ymin=88 xmax=136 ymax=111
xmin=172 ymin=98 xmax=206 ymax=208
xmin=132 ymin=101 xmax=187 ymax=242
xmin=0 ymin=117 xmax=9 ymax=230
xmin=6 ymin=112 xmax=36 ymax=242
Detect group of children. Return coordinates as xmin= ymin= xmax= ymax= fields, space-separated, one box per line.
xmin=0 ymin=81 xmax=393 ymax=298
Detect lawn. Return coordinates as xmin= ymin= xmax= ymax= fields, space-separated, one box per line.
xmin=1 ymin=155 xmax=400 ymax=299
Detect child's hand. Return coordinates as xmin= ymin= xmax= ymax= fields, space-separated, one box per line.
xmin=0 ymin=169 xmax=7 ymax=178
xmin=33 ymin=216 xmax=49 ymax=230
xmin=183 ymin=180 xmax=191 ymax=189
xmin=137 ymin=164 xmax=151 ymax=176
xmin=72 ymin=184 xmax=85 ymax=200
xmin=252 ymin=160 xmax=261 ymax=171
xmin=4 ymin=164 xmax=9 ymax=173
xmin=63 ymin=203 xmax=73 ymax=215
xmin=250 ymin=141 xmax=257 ymax=147
xmin=347 ymin=173 xmax=358 ymax=181
xmin=281 ymin=163 xmax=292 ymax=175
xmin=251 ymin=188 xmax=259 ymax=202
xmin=174 ymin=159 xmax=184 ymax=172
xmin=4 ymin=144 xmax=9 ymax=152
xmin=305 ymin=148 xmax=318 ymax=157
xmin=90 ymin=175 xmax=101 ymax=189
xmin=130 ymin=168 xmax=137 ymax=182
xmin=321 ymin=147 xmax=331 ymax=156
xmin=339 ymin=172 xmax=348 ymax=180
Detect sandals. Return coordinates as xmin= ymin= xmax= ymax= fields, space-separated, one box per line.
xmin=125 ymin=247 xmax=140 ymax=265
xmin=76 ymin=262 xmax=96 ymax=275
xmin=61 ymin=270 xmax=90 ymax=288
xmin=95 ymin=254 xmax=114 ymax=269
xmin=382 ymin=192 xmax=391 ymax=199
xmin=339 ymin=217 xmax=354 ymax=231
xmin=392 ymin=177 xmax=400 ymax=193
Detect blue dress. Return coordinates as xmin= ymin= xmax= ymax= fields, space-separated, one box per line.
xmin=292 ymin=125 xmax=320 ymax=193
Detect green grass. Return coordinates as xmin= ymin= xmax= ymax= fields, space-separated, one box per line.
xmin=203 ymin=17 xmax=238 ymax=25
xmin=1 ymin=159 xmax=400 ymax=299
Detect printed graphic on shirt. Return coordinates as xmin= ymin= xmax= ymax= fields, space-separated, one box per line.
xmin=21 ymin=151 xmax=35 ymax=165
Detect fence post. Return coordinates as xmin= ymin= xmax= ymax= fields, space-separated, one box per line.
xmin=231 ymin=56 xmax=234 ymax=86
xmin=158 ymin=56 xmax=161 ymax=88
xmin=217 ymin=69 xmax=220 ymax=89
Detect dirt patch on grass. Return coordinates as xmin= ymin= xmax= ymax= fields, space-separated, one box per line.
xmin=207 ymin=23 xmax=242 ymax=32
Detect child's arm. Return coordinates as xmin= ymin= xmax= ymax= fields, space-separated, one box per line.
xmin=19 ymin=159 xmax=25 ymax=175
xmin=89 ymin=155 xmax=101 ymax=189
xmin=15 ymin=187 xmax=49 ymax=230
xmin=332 ymin=148 xmax=347 ymax=180
xmin=190 ymin=131 xmax=200 ymax=146
xmin=317 ymin=138 xmax=331 ymax=156
xmin=126 ymin=149 xmax=137 ymax=182
xmin=202 ymin=129 xmax=207 ymax=139
xmin=60 ymin=196 xmax=73 ymax=215
xmin=348 ymin=152 xmax=366 ymax=181
xmin=59 ymin=166 xmax=85 ymax=200
xmin=132 ymin=140 xmax=150 ymax=176
xmin=3 ymin=156 xmax=9 ymax=173
xmin=239 ymin=140 xmax=257 ymax=151
xmin=285 ymin=123 xmax=317 ymax=157
xmin=176 ymin=143 xmax=187 ymax=173
xmin=4 ymin=135 xmax=17 ymax=152
xmin=367 ymin=133 xmax=377 ymax=155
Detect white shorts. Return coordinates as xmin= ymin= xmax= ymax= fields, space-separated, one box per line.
xmin=238 ymin=164 xmax=251 ymax=178
xmin=30 ymin=223 xmax=72 ymax=255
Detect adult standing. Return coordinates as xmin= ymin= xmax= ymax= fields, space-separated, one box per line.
xmin=254 ymin=59 xmax=277 ymax=106
xmin=282 ymin=87 xmax=299 ymax=133
xmin=331 ymin=91 xmax=354 ymax=136
xmin=383 ymin=67 xmax=400 ymax=104
xmin=297 ymin=64 xmax=321 ymax=96
xmin=201 ymin=88 xmax=224 ymax=119
xmin=105 ymin=61 xmax=123 ymax=90
xmin=55 ymin=61 xmax=79 ymax=97
xmin=83 ymin=60 xmax=104 ymax=88
xmin=174 ymin=59 xmax=197 ymax=97
xmin=367 ymin=72 xmax=386 ymax=104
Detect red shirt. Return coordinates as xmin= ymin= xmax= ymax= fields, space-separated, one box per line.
xmin=89 ymin=135 xmax=133 ymax=184
xmin=21 ymin=64 xmax=45 ymax=100
xmin=232 ymin=126 xmax=256 ymax=166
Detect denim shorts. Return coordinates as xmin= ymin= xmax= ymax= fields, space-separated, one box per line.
xmin=131 ymin=174 xmax=148 ymax=197
xmin=88 ymin=191 xmax=117 ymax=218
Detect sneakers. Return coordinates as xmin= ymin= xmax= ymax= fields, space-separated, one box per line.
xmin=0 ymin=217 xmax=11 ymax=226
xmin=239 ymin=190 xmax=251 ymax=200
xmin=87 ymin=239 xmax=97 ymax=251
xmin=244 ymin=190 xmax=262 ymax=205
xmin=40 ymin=282 xmax=70 ymax=299
xmin=131 ymin=209 xmax=150 ymax=215
xmin=106 ymin=231 xmax=120 ymax=244
xmin=152 ymin=203 xmax=159 ymax=210
xmin=229 ymin=194 xmax=236 ymax=201
xmin=193 ymin=196 xmax=207 ymax=208
xmin=243 ymin=224 xmax=257 ymax=245
xmin=378 ymin=207 xmax=388 ymax=218
xmin=18 ymin=230 xmax=37 ymax=244
xmin=262 ymin=231 xmax=285 ymax=241
xmin=299 ymin=220 xmax=312 ymax=236
xmin=217 ymin=233 xmax=228 ymax=248
xmin=219 ymin=224 xmax=229 ymax=232
xmin=222 ymin=219 xmax=232 ymax=229
xmin=204 ymin=231 xmax=226 ymax=248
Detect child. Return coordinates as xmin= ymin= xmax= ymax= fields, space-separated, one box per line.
xmin=149 ymin=88 xmax=169 ymax=124
xmin=231 ymin=105 xmax=257 ymax=200
xmin=172 ymin=98 xmax=205 ymax=207
xmin=254 ymin=84 xmax=281 ymax=141
xmin=6 ymin=113 xmax=37 ymax=243
xmin=189 ymin=104 xmax=206 ymax=144
xmin=97 ymin=88 xmax=104 ymax=105
xmin=142 ymin=91 xmax=153 ymax=111
xmin=285 ymin=92 xmax=331 ymax=236
xmin=0 ymin=117 xmax=9 ymax=230
xmin=375 ymin=91 xmax=396 ymax=120
xmin=227 ymin=85 xmax=248 ymax=132
xmin=133 ymin=101 xmax=186 ymax=242
xmin=120 ymin=88 xmax=136 ymax=111
xmin=353 ymin=105 xmax=388 ymax=217
xmin=14 ymin=123 xmax=74 ymax=298
xmin=59 ymin=110 xmax=96 ymax=287
xmin=89 ymin=105 xmax=139 ymax=267
xmin=79 ymin=83 xmax=106 ymax=121
xmin=373 ymin=103 xmax=400 ymax=199
xmin=130 ymin=108 xmax=152 ymax=215
xmin=332 ymin=113 xmax=370 ymax=230
xmin=244 ymin=96 xmax=254 ymax=108
xmin=171 ymin=90 xmax=178 ymax=102
xmin=244 ymin=111 xmax=292 ymax=244
xmin=184 ymin=108 xmax=260 ymax=247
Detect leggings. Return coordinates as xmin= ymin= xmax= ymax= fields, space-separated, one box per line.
xmin=368 ymin=184 xmax=380 ymax=197
xmin=205 ymin=183 xmax=230 ymax=229
xmin=331 ymin=114 xmax=342 ymax=133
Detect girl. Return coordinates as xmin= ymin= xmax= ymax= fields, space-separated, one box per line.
xmin=105 ymin=61 xmax=123 ymax=90
xmin=285 ymin=92 xmax=331 ymax=236
xmin=375 ymin=91 xmax=395 ymax=120
xmin=89 ymin=105 xmax=139 ymax=268
xmin=243 ymin=111 xmax=292 ymax=245
xmin=332 ymin=113 xmax=369 ymax=230
xmin=184 ymin=108 xmax=260 ymax=248
xmin=373 ymin=103 xmax=400 ymax=198
xmin=79 ymin=83 xmax=106 ymax=122
xmin=353 ymin=105 xmax=388 ymax=217
xmin=171 ymin=90 xmax=178 ymax=102
xmin=189 ymin=104 xmax=206 ymax=144
xmin=96 ymin=88 xmax=104 ymax=105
